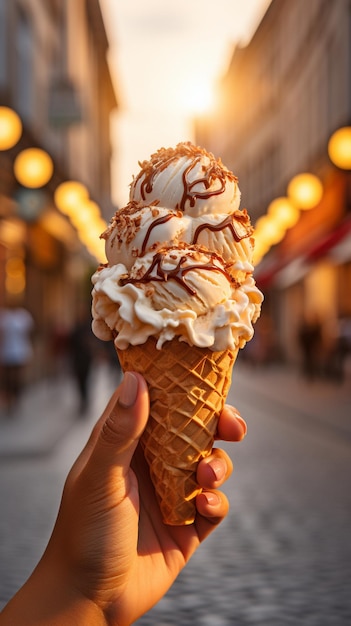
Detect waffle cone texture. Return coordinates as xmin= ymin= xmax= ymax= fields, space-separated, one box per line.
xmin=117 ymin=337 xmax=238 ymax=525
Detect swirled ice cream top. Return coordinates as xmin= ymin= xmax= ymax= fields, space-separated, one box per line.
xmin=92 ymin=142 xmax=263 ymax=351
xmin=129 ymin=142 xmax=241 ymax=217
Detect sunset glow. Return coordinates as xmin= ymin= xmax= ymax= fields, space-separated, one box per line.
xmin=101 ymin=0 xmax=272 ymax=207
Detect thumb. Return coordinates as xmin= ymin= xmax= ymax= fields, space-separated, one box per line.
xmin=86 ymin=372 xmax=149 ymax=483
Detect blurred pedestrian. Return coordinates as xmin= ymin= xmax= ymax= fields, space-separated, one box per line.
xmin=0 ymin=301 xmax=34 ymax=414
xmin=68 ymin=305 xmax=94 ymax=415
xmin=297 ymin=312 xmax=323 ymax=381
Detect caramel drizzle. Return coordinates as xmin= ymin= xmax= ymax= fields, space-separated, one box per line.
xmin=193 ymin=214 xmax=247 ymax=244
xmin=180 ymin=158 xmax=226 ymax=211
xmin=136 ymin=148 xmax=236 ymax=212
xmin=120 ymin=251 xmax=231 ymax=296
xmin=141 ymin=213 xmax=175 ymax=255
xmin=138 ymin=153 xmax=179 ymax=200
xmin=139 ymin=212 xmax=248 ymax=259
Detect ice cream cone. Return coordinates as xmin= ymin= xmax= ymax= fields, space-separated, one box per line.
xmin=117 ymin=337 xmax=238 ymax=525
xmin=92 ymin=143 xmax=263 ymax=524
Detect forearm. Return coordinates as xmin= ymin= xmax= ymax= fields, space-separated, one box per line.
xmin=0 ymin=556 xmax=106 ymax=626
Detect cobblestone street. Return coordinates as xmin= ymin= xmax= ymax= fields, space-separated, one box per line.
xmin=1 ymin=361 xmax=351 ymax=625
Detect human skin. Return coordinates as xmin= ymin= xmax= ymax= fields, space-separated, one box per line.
xmin=0 ymin=372 xmax=247 ymax=626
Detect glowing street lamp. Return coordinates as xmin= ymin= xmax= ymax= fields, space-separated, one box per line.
xmin=69 ymin=199 xmax=101 ymax=228
xmin=328 ymin=126 xmax=351 ymax=170
xmin=54 ymin=181 xmax=89 ymax=215
xmin=267 ymin=197 xmax=300 ymax=229
xmin=255 ymin=214 xmax=286 ymax=246
xmin=287 ymin=173 xmax=323 ymax=210
xmin=0 ymin=106 xmax=22 ymax=150
xmin=14 ymin=148 xmax=53 ymax=188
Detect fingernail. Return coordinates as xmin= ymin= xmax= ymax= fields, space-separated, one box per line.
xmin=119 ymin=372 xmax=138 ymax=408
xmin=236 ymin=415 xmax=247 ymax=439
xmin=229 ymin=408 xmax=247 ymax=439
xmin=209 ymin=458 xmax=227 ymax=482
xmin=203 ymin=492 xmax=220 ymax=507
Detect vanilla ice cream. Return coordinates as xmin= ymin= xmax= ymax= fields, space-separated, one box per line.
xmin=129 ymin=142 xmax=241 ymax=217
xmin=92 ymin=142 xmax=262 ymax=353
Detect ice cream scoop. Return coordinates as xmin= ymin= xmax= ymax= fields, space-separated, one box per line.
xmin=91 ymin=142 xmax=263 ymax=525
xmin=94 ymin=174 xmax=260 ymax=350
xmin=103 ymin=202 xmax=188 ymax=270
xmin=92 ymin=243 xmax=261 ymax=351
xmin=104 ymin=199 xmax=254 ymax=283
xmin=129 ymin=142 xmax=241 ymax=217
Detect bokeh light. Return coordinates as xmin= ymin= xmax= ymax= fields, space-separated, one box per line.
xmin=54 ymin=181 xmax=90 ymax=215
xmin=0 ymin=106 xmax=22 ymax=150
xmin=267 ymin=197 xmax=300 ymax=229
xmin=328 ymin=126 xmax=351 ymax=170
xmin=14 ymin=148 xmax=53 ymax=188
xmin=254 ymin=214 xmax=286 ymax=246
xmin=287 ymin=173 xmax=323 ymax=210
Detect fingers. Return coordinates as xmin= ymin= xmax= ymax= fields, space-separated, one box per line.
xmin=195 ymin=489 xmax=230 ymax=521
xmin=75 ymin=373 xmax=149 ymax=492
xmin=195 ymin=448 xmax=232 ymax=527
xmin=67 ymin=389 xmax=122 ymax=483
xmin=194 ymin=488 xmax=230 ymax=543
xmin=197 ymin=403 xmax=247 ymax=491
xmin=194 ymin=448 xmax=233 ymax=538
xmin=216 ymin=404 xmax=247 ymax=442
xmin=194 ymin=407 xmax=246 ymax=539
xmin=196 ymin=448 xmax=233 ymax=490
xmin=94 ymin=372 xmax=149 ymax=467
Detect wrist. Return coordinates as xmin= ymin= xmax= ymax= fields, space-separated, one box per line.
xmin=1 ymin=552 xmax=107 ymax=626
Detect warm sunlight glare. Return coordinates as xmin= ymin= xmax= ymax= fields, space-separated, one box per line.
xmin=101 ymin=0 xmax=273 ymax=208
xmin=181 ymin=81 xmax=215 ymax=115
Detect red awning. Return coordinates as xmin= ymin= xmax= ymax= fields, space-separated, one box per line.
xmin=255 ymin=216 xmax=351 ymax=290
xmin=306 ymin=217 xmax=351 ymax=262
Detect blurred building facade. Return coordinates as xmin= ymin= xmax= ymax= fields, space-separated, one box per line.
xmin=0 ymin=0 xmax=117 ymax=375
xmin=196 ymin=0 xmax=351 ymax=368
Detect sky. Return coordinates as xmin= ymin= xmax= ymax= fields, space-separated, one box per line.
xmin=100 ymin=0 xmax=271 ymax=208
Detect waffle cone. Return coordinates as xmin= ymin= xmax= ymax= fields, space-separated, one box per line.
xmin=117 ymin=337 xmax=238 ymax=525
